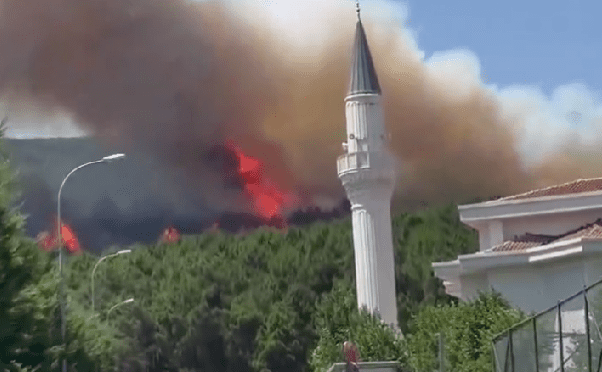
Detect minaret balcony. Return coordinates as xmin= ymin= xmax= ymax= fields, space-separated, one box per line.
xmin=337 ymin=151 xmax=394 ymax=176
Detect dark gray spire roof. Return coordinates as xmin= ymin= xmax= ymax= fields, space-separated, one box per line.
xmin=348 ymin=15 xmax=381 ymax=96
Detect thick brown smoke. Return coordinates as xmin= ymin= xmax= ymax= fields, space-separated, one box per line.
xmin=0 ymin=0 xmax=596 ymax=216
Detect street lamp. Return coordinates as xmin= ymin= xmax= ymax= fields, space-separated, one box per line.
xmin=57 ymin=153 xmax=126 ymax=372
xmin=106 ymin=298 xmax=135 ymax=318
xmin=92 ymin=249 xmax=131 ymax=312
xmin=101 ymin=153 xmax=126 ymax=162
xmin=88 ymin=298 xmax=135 ymax=321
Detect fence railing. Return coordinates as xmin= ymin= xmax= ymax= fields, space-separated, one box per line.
xmin=492 ymin=276 xmax=602 ymax=372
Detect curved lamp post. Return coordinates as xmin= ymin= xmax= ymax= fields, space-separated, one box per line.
xmin=91 ymin=249 xmax=131 ymax=312
xmin=57 ymin=153 xmax=125 ymax=372
xmin=106 ymin=298 xmax=135 ymax=318
xmin=88 ymin=298 xmax=135 ymax=321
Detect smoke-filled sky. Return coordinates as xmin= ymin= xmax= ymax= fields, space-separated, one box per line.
xmin=1 ymin=0 xmax=602 ymax=215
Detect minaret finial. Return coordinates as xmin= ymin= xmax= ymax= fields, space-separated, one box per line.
xmin=356 ymin=0 xmax=361 ymax=21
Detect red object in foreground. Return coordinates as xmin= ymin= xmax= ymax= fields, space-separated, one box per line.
xmin=160 ymin=226 xmax=181 ymax=244
xmin=343 ymin=341 xmax=361 ymax=368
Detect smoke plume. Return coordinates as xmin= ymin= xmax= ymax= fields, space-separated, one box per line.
xmin=0 ymin=0 xmax=601 ymax=217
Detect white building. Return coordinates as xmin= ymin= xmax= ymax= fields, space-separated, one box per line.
xmin=338 ymin=5 xmax=398 ymax=329
xmin=433 ymin=178 xmax=602 ymax=371
xmin=433 ymin=178 xmax=602 ymax=314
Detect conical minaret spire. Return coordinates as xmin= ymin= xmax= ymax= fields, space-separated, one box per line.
xmin=338 ymin=3 xmax=399 ymax=332
xmin=348 ymin=1 xmax=381 ymax=96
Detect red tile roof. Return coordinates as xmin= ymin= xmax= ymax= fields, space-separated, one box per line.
xmin=490 ymin=241 xmax=542 ymax=252
xmin=495 ymin=178 xmax=602 ymax=202
xmin=554 ymin=223 xmax=602 ymax=243
xmin=490 ymin=219 xmax=602 ymax=252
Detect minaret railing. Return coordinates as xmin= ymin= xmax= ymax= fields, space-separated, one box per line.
xmin=337 ymin=151 xmax=393 ymax=176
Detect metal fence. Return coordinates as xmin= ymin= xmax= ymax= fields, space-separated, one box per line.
xmin=492 ymin=277 xmax=602 ymax=372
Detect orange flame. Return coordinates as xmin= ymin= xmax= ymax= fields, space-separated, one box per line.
xmin=226 ymin=141 xmax=298 ymax=226
xmin=160 ymin=226 xmax=181 ymax=244
xmin=36 ymin=218 xmax=81 ymax=255
xmin=60 ymin=223 xmax=81 ymax=254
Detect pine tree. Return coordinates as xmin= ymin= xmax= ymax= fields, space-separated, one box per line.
xmin=0 ymin=118 xmax=60 ymax=370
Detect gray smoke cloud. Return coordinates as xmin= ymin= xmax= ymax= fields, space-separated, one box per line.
xmin=5 ymin=138 xmax=219 ymax=253
xmin=0 ymin=0 xmax=601 ymax=220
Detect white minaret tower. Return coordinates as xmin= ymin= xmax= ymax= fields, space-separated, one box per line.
xmin=337 ymin=2 xmax=398 ymax=329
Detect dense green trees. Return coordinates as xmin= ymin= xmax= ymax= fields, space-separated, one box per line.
xmin=56 ymin=202 xmax=485 ymax=371
xmin=63 ymin=221 xmax=356 ymax=371
xmin=407 ymin=292 xmax=525 ymax=372
xmin=310 ymin=284 xmax=525 ymax=372
xmin=309 ymin=280 xmax=407 ymax=371
xmin=392 ymin=203 xmax=479 ymax=333
xmin=0 ymin=121 xmax=112 ymax=371
xmin=0 ymin=120 xmax=61 ymax=371
xmin=0 ymin=199 xmax=490 ymax=371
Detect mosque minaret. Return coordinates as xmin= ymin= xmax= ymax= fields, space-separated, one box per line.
xmin=337 ymin=2 xmax=399 ymax=330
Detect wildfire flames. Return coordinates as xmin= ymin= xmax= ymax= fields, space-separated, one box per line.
xmin=227 ymin=141 xmax=299 ymax=227
xmin=30 ymin=143 xmax=318 ymax=253
xmin=160 ymin=226 xmax=181 ymax=244
xmin=36 ymin=219 xmax=81 ymax=255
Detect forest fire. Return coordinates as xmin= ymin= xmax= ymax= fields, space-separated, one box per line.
xmin=160 ymin=226 xmax=181 ymax=244
xmin=226 ymin=141 xmax=299 ymax=227
xmin=35 ymin=219 xmax=81 ymax=255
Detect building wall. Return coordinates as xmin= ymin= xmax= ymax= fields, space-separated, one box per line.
xmin=541 ymin=258 xmax=587 ymax=309
xmin=583 ymin=248 xmax=602 ymax=285
xmin=478 ymin=222 xmax=489 ymax=252
xmin=476 ymin=220 xmax=503 ymax=252
xmin=487 ymin=265 xmax=547 ymax=314
xmin=483 ymin=256 xmax=592 ymax=314
xmin=458 ymin=273 xmax=488 ymax=301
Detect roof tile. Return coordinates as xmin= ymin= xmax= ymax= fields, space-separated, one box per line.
xmin=496 ymin=178 xmax=602 ymax=202
xmin=490 ymin=241 xmax=542 ymax=252
xmin=554 ymin=220 xmax=602 ymax=243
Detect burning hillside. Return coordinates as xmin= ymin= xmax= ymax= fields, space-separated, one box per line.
xmin=6 ymin=137 xmax=346 ymax=253
xmin=226 ymin=141 xmax=300 ymax=227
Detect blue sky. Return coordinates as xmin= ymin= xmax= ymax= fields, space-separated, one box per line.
xmin=407 ymin=0 xmax=601 ymax=95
